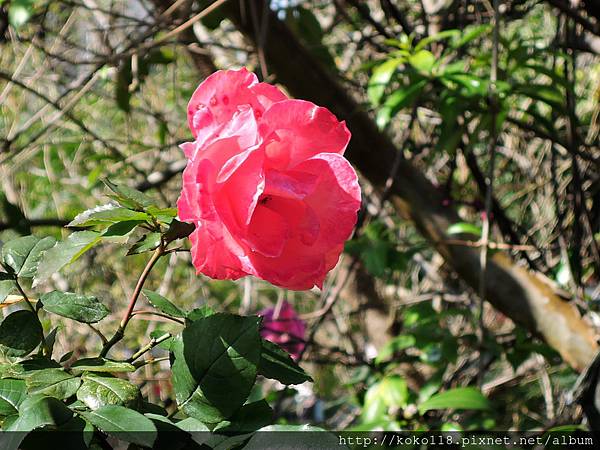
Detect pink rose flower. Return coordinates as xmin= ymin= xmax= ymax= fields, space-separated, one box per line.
xmin=259 ymin=301 xmax=306 ymax=360
xmin=177 ymin=68 xmax=361 ymax=290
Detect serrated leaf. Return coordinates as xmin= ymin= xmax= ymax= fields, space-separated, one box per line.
xmin=40 ymin=291 xmax=109 ymax=323
xmin=68 ymin=204 xmax=151 ymax=228
xmin=0 ymin=310 xmax=43 ymax=357
xmin=171 ymin=314 xmax=261 ymax=423
xmin=142 ymin=289 xmax=185 ymax=318
xmin=25 ymin=368 xmax=81 ymax=400
xmin=70 ymin=358 xmax=135 ymax=373
xmin=127 ymin=232 xmax=161 ymax=255
xmin=418 ymin=387 xmax=491 ymax=414
xmin=103 ymin=179 xmax=155 ymax=211
xmin=258 ymin=339 xmax=311 ymax=385
xmin=33 ymin=231 xmax=102 ymax=287
xmin=76 ymin=374 xmax=140 ymax=410
xmin=81 ymin=405 xmax=157 ymax=448
xmin=0 ymin=379 xmax=26 ymax=416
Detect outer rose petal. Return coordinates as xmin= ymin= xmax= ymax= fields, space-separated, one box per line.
xmin=261 ymin=100 xmax=351 ymax=170
xmin=187 ymin=68 xmax=286 ymax=142
xmin=183 ymin=105 xmax=260 ymax=160
xmin=188 ymin=226 xmax=247 ymax=280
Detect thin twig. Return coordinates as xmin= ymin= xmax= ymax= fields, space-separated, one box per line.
xmin=128 ymin=333 xmax=172 ymax=363
xmin=100 ymin=244 xmax=165 ymax=357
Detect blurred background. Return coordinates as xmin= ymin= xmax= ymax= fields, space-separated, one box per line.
xmin=1 ymin=0 xmax=599 ymax=432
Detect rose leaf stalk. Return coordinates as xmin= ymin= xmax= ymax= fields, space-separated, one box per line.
xmin=100 ymin=242 xmax=165 ymax=358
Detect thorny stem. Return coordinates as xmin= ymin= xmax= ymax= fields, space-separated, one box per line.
xmin=100 ymin=244 xmax=165 ymax=357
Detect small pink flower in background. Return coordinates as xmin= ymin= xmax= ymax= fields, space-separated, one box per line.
xmin=259 ymin=301 xmax=306 ymax=360
xmin=178 ymin=68 xmax=361 ymax=290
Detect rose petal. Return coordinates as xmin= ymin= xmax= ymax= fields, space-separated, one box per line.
xmin=245 ymin=204 xmax=289 ymax=257
xmin=261 ymin=100 xmax=351 ymax=170
xmin=187 ymin=68 xmax=286 ymax=139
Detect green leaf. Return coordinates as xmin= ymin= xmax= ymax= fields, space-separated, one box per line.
xmin=418 ymin=387 xmax=491 ymax=414
xmin=33 ymin=231 xmax=102 ymax=287
xmin=127 ymin=232 xmax=161 ymax=255
xmin=512 ymin=83 xmax=565 ymax=111
xmin=376 ymin=79 xmax=427 ymax=129
xmin=175 ymin=416 xmax=210 ymax=433
xmin=380 ymin=375 xmax=409 ymax=408
xmin=142 ymin=289 xmax=186 ymax=318
xmin=103 ymin=179 xmax=155 ymax=211
xmin=144 ymin=413 xmax=195 ymax=450
xmin=25 ymin=368 xmax=81 ymax=400
xmin=2 ymin=235 xmax=39 ymax=275
xmin=70 ymin=358 xmax=135 ymax=374
xmin=408 ymin=50 xmax=436 ymax=73
xmin=146 ymin=206 xmax=177 ymax=224
xmin=8 ymin=0 xmax=34 ymax=29
xmin=81 ymin=405 xmax=157 ymax=448
xmin=0 ymin=358 xmax=61 ymax=380
xmin=258 ymin=339 xmax=312 ymax=385
xmin=442 ymin=73 xmax=488 ymax=97
xmin=17 ymin=237 xmax=57 ymax=278
xmin=362 ymin=376 xmax=409 ymax=423
xmin=451 ymin=24 xmax=491 ymax=48
xmin=414 ymin=29 xmax=460 ymax=51
xmin=368 ymin=58 xmax=403 ymax=106
xmin=163 ymin=219 xmax=195 ymax=244
xmin=185 ymin=305 xmax=215 ymax=322
xmin=0 ymin=379 xmax=27 ymax=416
xmin=44 ymin=326 xmax=59 ymax=357
xmin=22 ymin=415 xmax=95 ymax=450
xmin=0 ymin=310 xmax=43 ymax=357
xmin=375 ymin=334 xmax=416 ymax=364
xmin=213 ymin=399 xmax=273 ymax=433
xmin=244 ymin=424 xmax=336 ymax=449
xmin=0 ymin=273 xmax=16 ymax=303
xmin=446 ymin=222 xmax=482 ymax=237
xmin=76 ymin=374 xmax=140 ymax=410
xmin=7 ymin=394 xmax=73 ymax=432
xmin=171 ymin=314 xmax=261 ymax=423
xmin=68 ymin=204 xmax=151 ymax=228
xmin=40 ymin=291 xmax=109 ymax=324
